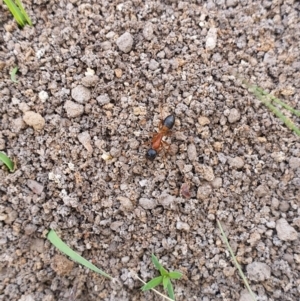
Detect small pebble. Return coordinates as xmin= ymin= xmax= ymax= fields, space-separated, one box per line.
xmin=198 ymin=116 xmax=210 ymax=126
xmin=27 ymin=179 xmax=44 ymax=195
xmin=223 ymin=267 xmax=235 ymax=277
xmin=117 ymin=196 xmax=133 ymax=211
xmin=81 ymin=75 xmax=99 ymax=87
xmin=228 ymin=156 xmax=244 ymax=169
xmin=78 ymin=131 xmax=93 ymax=153
xmin=96 ymin=94 xmax=110 ymax=106
xmin=23 ymin=111 xmax=45 ymax=130
xmin=51 ymin=254 xmax=74 ymax=276
xmin=276 ymin=218 xmax=298 ymax=241
xmin=159 ymin=193 xmax=175 ymax=208
xmin=4 ymin=210 xmax=18 ymax=224
xmin=197 ymin=184 xmax=212 ymax=200
xmin=116 ymin=32 xmax=133 ymax=53
xmin=228 ymin=108 xmax=241 ymax=123
xmin=206 ymin=28 xmax=218 ymax=50
xmin=143 ymin=22 xmax=154 ymax=40
xmin=100 ymin=41 xmax=112 ymax=50
xmin=0 ymin=138 xmax=5 ymax=150
xmin=139 ymin=198 xmax=157 ymax=210
xmin=149 ymin=59 xmax=159 ymax=70
xmin=64 ymin=100 xmax=84 ymax=118
xmin=176 ymin=221 xmax=190 ymax=231
xmin=11 ymin=117 xmax=25 ymax=133
xmin=38 ymin=91 xmax=49 ymax=102
xmin=24 ymin=223 xmax=37 ymax=235
xmin=289 ymin=157 xmax=300 ymax=170
xmin=239 ymin=291 xmax=256 ymax=301
xmin=254 ymin=185 xmax=269 ymax=198
xmin=246 ymin=262 xmax=271 ymax=281
xmin=211 ymin=177 xmax=222 ymax=188
xmin=115 ymin=68 xmax=123 ymax=78
xmin=279 ymin=201 xmax=290 ymax=212
xmin=30 ymin=238 xmax=45 ymax=253
xmin=110 ymin=221 xmax=124 ymax=231
xmin=71 ymin=85 xmax=91 ymax=103
xmin=187 ymin=144 xmax=197 ymax=161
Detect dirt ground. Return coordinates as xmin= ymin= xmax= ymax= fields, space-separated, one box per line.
xmin=1 ymin=0 xmax=300 ymax=300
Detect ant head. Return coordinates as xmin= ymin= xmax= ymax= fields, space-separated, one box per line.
xmin=146 ymin=148 xmax=157 ymax=161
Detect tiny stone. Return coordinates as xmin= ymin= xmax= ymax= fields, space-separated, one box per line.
xmin=246 ymin=262 xmax=271 ymax=281
xmin=117 ymin=196 xmax=133 ymax=211
xmin=51 ymin=254 xmax=74 ymax=276
xmin=143 ymin=22 xmax=154 ymax=40
xmin=255 ymin=185 xmax=269 ymax=198
xmin=247 ymin=232 xmax=261 ymax=246
xmin=276 ymin=218 xmax=298 ymax=241
xmin=115 ymin=68 xmax=123 ymax=78
xmin=223 ymin=267 xmax=235 ymax=277
xmin=38 ymin=91 xmax=49 ymax=102
xmin=159 ymin=193 xmax=175 ymax=208
xmin=187 ymin=144 xmax=197 ymax=161
xmin=289 ymin=157 xmax=300 ymax=170
xmin=4 ymin=210 xmax=18 ymax=224
xmin=116 ymin=32 xmax=133 ymax=53
xmin=27 ymin=179 xmax=44 ymax=195
xmin=271 ymin=198 xmax=279 ymax=209
xmin=96 ymin=94 xmax=110 ymax=106
xmin=23 ymin=111 xmax=45 ymax=130
xmin=228 ymin=156 xmax=244 ymax=169
xmin=239 ymin=291 xmax=255 ymax=301
xmin=226 ymin=0 xmax=238 ymax=7
xmin=24 ymin=223 xmax=37 ymax=235
xmin=64 ymin=100 xmax=84 ymax=118
xmin=279 ymin=201 xmax=290 ymax=212
xmin=78 ymin=131 xmax=93 ymax=153
xmin=197 ymin=184 xmax=212 ymax=200
xmin=11 ymin=117 xmax=25 ymax=133
xmin=149 ymin=59 xmax=159 ymax=70
xmin=71 ymin=85 xmax=91 ymax=103
xmin=266 ymin=221 xmax=276 ymax=228
xmin=228 ymin=108 xmax=241 ymax=123
xmin=139 ymin=198 xmax=157 ymax=210
xmin=211 ymin=177 xmax=222 ymax=188
xmin=19 ymin=102 xmax=30 ymax=113
xmin=110 ymin=221 xmax=124 ymax=231
xmin=0 ymin=138 xmax=5 ymax=150
xmin=176 ymin=221 xmax=190 ymax=231
xmin=81 ymin=75 xmax=99 ymax=87
xmin=157 ymin=51 xmax=165 ymax=59
xmin=206 ymin=28 xmax=218 ymax=50
xmin=198 ymin=116 xmax=210 ymax=126
xmin=100 ymin=41 xmax=112 ymax=50
xmin=30 ymin=238 xmax=45 ymax=253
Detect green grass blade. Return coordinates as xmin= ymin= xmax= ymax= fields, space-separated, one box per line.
xmin=47 ymin=230 xmax=113 ymax=279
xmin=141 ymin=276 xmax=163 ymax=291
xmin=243 ymin=81 xmax=300 ymax=137
xmin=0 ymin=152 xmax=14 ymax=171
xmin=151 ymin=254 xmax=163 ymax=270
xmin=168 ymin=271 xmax=182 ymax=280
xmin=10 ymin=67 xmax=18 ymax=83
xmin=3 ymin=0 xmax=26 ymax=27
xmin=166 ymin=280 xmax=175 ymax=300
xmin=15 ymin=0 xmax=32 ymax=26
xmin=163 ymin=276 xmax=170 ymax=290
xmin=217 ymin=220 xmax=257 ymax=301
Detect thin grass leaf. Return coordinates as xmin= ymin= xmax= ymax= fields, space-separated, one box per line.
xmin=163 ymin=276 xmax=169 ymax=290
xmin=135 ymin=274 xmax=174 ymax=301
xmin=0 ymin=152 xmax=15 ymax=171
xmin=217 ymin=220 xmax=257 ymax=301
xmin=168 ymin=271 xmax=182 ymax=279
xmin=166 ymin=280 xmax=175 ymax=300
xmin=15 ymin=0 xmax=32 ymax=26
xmin=10 ymin=67 xmax=18 ymax=83
xmin=242 ymin=81 xmax=300 ymax=137
xmin=141 ymin=276 xmax=163 ymax=291
xmin=3 ymin=0 xmax=26 ymax=27
xmin=47 ymin=230 xmax=113 ymax=279
xmin=151 ymin=254 xmax=163 ymax=270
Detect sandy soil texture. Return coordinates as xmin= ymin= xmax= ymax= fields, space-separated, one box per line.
xmin=1 ymin=0 xmax=300 ymax=300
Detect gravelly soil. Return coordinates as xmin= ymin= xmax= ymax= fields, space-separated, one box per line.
xmin=1 ymin=1 xmax=300 ymax=300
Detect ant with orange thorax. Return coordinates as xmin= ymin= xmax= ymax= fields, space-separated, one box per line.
xmin=146 ymin=114 xmax=175 ymax=161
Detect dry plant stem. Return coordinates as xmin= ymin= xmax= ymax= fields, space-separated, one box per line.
xmin=217 ymin=220 xmax=257 ymax=301
xmin=134 ymin=274 xmax=174 ymax=301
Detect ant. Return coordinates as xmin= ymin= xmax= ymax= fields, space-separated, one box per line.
xmin=146 ymin=114 xmax=175 ymax=161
